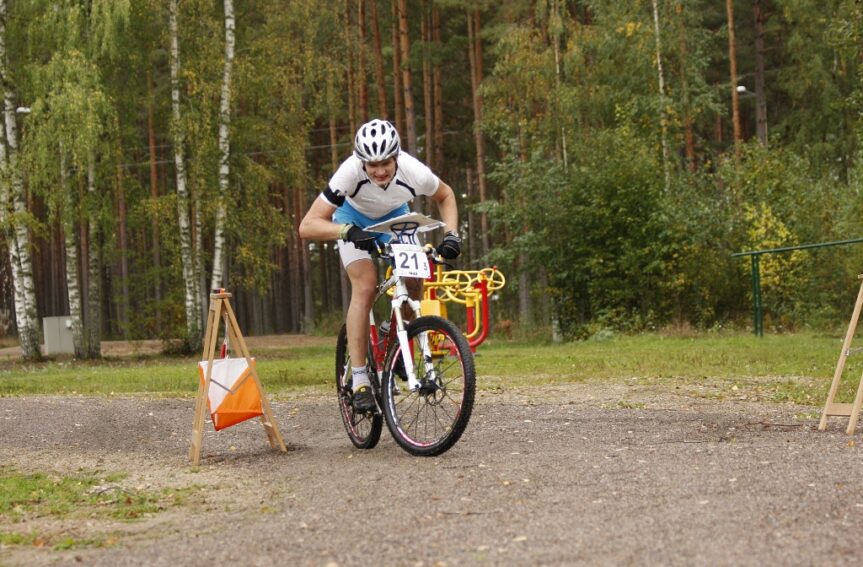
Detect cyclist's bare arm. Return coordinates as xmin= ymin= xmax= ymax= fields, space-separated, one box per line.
xmin=431 ymin=180 xmax=458 ymax=233
xmin=299 ymin=198 xmax=339 ymax=240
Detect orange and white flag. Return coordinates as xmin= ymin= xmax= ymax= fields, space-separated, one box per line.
xmin=197 ymin=358 xmax=263 ymax=431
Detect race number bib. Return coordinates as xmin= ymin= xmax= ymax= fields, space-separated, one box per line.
xmin=391 ymin=244 xmax=430 ymax=279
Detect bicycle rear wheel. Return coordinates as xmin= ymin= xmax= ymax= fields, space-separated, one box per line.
xmin=335 ymin=324 xmax=382 ymax=449
xmin=381 ymin=316 xmax=476 ymax=456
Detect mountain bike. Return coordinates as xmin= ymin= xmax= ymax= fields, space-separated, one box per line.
xmin=335 ymin=213 xmax=476 ymax=457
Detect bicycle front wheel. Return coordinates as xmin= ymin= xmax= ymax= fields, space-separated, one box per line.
xmin=335 ymin=324 xmax=382 ymax=449
xmin=381 ymin=316 xmax=476 ymax=456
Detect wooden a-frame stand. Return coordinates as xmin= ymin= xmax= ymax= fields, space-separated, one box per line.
xmin=819 ymin=275 xmax=863 ymax=435
xmin=189 ymin=290 xmax=287 ymax=465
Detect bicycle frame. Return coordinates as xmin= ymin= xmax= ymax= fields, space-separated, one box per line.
xmin=366 ymin=222 xmax=439 ymax=393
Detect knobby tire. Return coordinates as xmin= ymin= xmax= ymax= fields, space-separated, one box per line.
xmin=381 ymin=316 xmax=476 ymax=456
xmin=335 ymin=324 xmax=382 ymax=449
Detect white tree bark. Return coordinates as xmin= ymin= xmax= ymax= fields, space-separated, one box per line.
xmin=170 ymin=0 xmax=201 ymax=347
xmin=85 ymin=154 xmax=101 ymax=358
xmin=0 ymin=0 xmax=40 ymax=360
xmin=60 ymin=148 xmax=84 ymax=358
xmin=195 ymin=192 xmax=205 ymax=324
xmin=651 ymin=0 xmax=671 ymax=192
xmin=210 ymin=0 xmax=235 ymax=290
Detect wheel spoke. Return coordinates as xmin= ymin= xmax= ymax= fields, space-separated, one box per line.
xmin=396 ymin=392 xmax=422 ymax=431
xmin=382 ymin=317 xmax=475 ymax=455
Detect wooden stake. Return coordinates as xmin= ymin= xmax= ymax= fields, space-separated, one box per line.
xmin=819 ymin=275 xmax=863 ymax=434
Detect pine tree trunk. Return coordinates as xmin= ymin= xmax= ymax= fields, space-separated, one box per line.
xmin=678 ymin=4 xmax=697 ymax=172
xmin=754 ymin=0 xmax=768 ymax=147
xmin=51 ymin=217 xmax=66 ymax=315
xmin=421 ymin=1 xmax=434 ymax=169
xmin=391 ymin=0 xmax=405 ymax=135
xmin=287 ymin=187 xmax=301 ymax=332
xmin=345 ymin=0 xmax=357 ymax=135
xmin=210 ymin=0 xmax=235 ymax=290
xmin=397 ymin=0 xmax=418 ymax=155
xmin=357 ymin=0 xmax=368 ymax=123
xmin=297 ymin=189 xmax=314 ymax=332
xmin=518 ymin=257 xmax=531 ymax=325
xmin=726 ymin=0 xmax=742 ymax=157
xmin=319 ymin=245 xmax=329 ymax=314
xmin=85 ymin=155 xmax=101 ymax=358
xmin=465 ymin=168 xmax=474 ymax=266
xmin=115 ymin=163 xmax=129 ymax=338
xmin=467 ymin=10 xmax=489 ymax=256
xmin=170 ymin=0 xmax=202 ymax=348
xmin=432 ymin=5 xmax=444 ymax=170
xmin=147 ymin=70 xmax=161 ymax=323
xmin=329 ymin=115 xmax=339 ymax=170
xmin=370 ymin=0 xmax=388 ymax=118
xmin=517 ymin=127 xmax=532 ymax=324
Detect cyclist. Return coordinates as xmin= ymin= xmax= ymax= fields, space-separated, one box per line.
xmin=299 ymin=119 xmax=461 ymax=412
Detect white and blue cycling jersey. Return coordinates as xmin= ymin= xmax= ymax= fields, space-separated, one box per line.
xmin=319 ymin=152 xmax=440 ymax=220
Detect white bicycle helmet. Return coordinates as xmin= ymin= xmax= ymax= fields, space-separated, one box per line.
xmin=353 ymin=119 xmax=400 ymax=162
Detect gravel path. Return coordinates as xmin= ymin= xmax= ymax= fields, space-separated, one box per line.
xmin=2 ymin=383 xmax=862 ymax=566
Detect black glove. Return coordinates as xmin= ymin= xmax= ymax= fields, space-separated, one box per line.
xmin=436 ymin=231 xmax=462 ymax=260
xmin=345 ymin=225 xmax=379 ymax=253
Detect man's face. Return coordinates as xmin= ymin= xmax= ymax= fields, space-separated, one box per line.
xmin=364 ymin=158 xmax=396 ymax=187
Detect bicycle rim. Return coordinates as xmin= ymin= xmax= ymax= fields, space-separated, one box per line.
xmin=382 ymin=316 xmax=476 ymax=456
xmin=335 ymin=325 xmax=382 ymax=449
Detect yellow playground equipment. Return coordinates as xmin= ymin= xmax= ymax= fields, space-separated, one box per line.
xmin=420 ymin=264 xmax=506 ymax=351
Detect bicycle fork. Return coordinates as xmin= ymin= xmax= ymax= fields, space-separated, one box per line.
xmin=391 ymin=280 xmax=436 ymax=392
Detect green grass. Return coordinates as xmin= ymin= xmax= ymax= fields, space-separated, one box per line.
xmin=477 ymin=333 xmax=859 ymax=405
xmin=0 ymin=344 xmax=333 ymax=396
xmin=0 ymin=468 xmax=195 ymax=523
xmin=0 ymin=333 xmax=859 ymax=406
xmin=0 ymin=530 xmax=109 ymax=550
xmin=0 ymin=467 xmax=197 ymax=550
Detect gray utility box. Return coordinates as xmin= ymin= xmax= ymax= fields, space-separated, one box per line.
xmin=43 ymin=316 xmax=74 ymax=355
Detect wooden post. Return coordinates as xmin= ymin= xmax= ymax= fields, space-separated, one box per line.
xmin=189 ymin=291 xmax=287 ymax=465
xmin=819 ymin=275 xmax=863 ymax=434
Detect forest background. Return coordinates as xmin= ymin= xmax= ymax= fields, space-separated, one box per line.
xmin=0 ymin=0 xmax=861 ymax=361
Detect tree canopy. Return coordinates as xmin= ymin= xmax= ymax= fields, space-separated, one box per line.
xmin=0 ymin=0 xmax=860 ymax=347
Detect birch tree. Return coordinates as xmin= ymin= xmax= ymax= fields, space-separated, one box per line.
xmin=169 ymin=0 xmax=202 ymax=349
xmin=0 ymin=0 xmax=40 ymax=360
xmin=210 ymin=0 xmax=235 ymax=291
xmin=651 ymin=0 xmax=671 ymax=191
xmin=58 ymin=146 xmax=83 ymax=357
